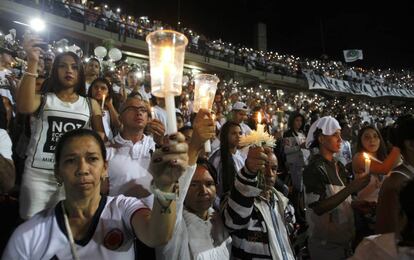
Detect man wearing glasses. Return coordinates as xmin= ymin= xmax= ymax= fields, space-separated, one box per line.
xmin=104 ymin=96 xmax=165 ymax=208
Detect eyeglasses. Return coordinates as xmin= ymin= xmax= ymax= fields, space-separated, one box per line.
xmin=122 ymin=106 xmax=148 ymax=114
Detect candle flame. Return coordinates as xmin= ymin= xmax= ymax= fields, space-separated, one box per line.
xmin=363 ymin=152 xmax=370 ymax=160
xmin=257 ymin=112 xmax=262 ymax=124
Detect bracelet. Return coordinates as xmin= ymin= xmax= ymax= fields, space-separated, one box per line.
xmin=23 ymin=72 xmax=39 ymax=78
xmin=150 ymin=181 xmax=177 ymax=201
xmin=150 ymin=181 xmax=178 ymax=213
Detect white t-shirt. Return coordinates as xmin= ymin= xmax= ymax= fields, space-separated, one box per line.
xmin=0 ymin=129 xmax=12 ymax=160
xmin=26 ymin=93 xmax=91 ymax=170
xmin=2 ymin=195 xmax=147 ymax=260
xmin=106 ymin=134 xmax=156 ymax=208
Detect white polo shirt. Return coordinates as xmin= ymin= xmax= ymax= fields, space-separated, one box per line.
xmin=2 ymin=195 xmax=147 ymax=259
xmin=106 ymin=134 xmax=156 ymax=208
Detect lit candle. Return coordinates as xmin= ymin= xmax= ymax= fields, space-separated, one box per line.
xmin=363 ymin=152 xmax=371 ymax=174
xmin=200 ymin=96 xmax=209 ymax=109
xmin=151 ymin=107 xmax=156 ymax=119
xmin=257 ymin=112 xmax=265 ymax=134
xmin=147 ymin=30 xmax=188 ymax=135
xmin=193 ymin=74 xmax=219 ymax=153
xmin=101 ymin=94 xmax=106 ymax=110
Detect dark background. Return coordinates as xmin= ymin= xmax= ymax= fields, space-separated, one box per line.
xmin=107 ymin=0 xmax=414 ymax=70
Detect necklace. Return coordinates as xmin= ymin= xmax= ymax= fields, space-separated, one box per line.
xmin=61 ymin=202 xmax=80 ymax=260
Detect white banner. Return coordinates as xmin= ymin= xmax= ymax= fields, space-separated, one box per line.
xmin=303 ymin=70 xmax=414 ymax=98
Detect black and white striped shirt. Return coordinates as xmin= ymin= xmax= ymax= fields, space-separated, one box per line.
xmin=222 ymin=168 xmax=295 ymax=260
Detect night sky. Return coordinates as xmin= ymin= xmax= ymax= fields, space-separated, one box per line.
xmin=102 ymin=1 xmax=413 ymax=70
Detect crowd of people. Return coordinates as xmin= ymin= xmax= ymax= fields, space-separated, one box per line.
xmin=11 ymin=0 xmax=414 ymax=91
xmin=0 ymin=2 xmax=414 ymax=259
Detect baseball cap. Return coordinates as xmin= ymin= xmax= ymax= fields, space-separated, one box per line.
xmin=232 ymin=101 xmax=249 ymax=112
xmin=305 ymin=116 xmax=341 ymax=148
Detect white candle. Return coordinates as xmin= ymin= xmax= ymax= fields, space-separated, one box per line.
xmin=165 ymin=94 xmax=177 ymax=134
xmin=101 ymin=94 xmax=106 ymax=110
xmin=257 ymin=112 xmax=265 ymax=134
xmin=363 ymin=152 xmax=371 ymax=174
xmin=151 ymin=107 xmax=156 ymax=119
xmin=200 ymin=96 xmax=209 ymax=109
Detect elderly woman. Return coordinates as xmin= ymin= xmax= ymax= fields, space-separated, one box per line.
xmin=2 ymin=128 xmax=192 ymax=259
xmin=157 ymin=110 xmax=230 ymax=260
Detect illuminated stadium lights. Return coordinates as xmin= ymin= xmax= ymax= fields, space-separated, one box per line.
xmin=29 ymin=18 xmax=46 ymax=32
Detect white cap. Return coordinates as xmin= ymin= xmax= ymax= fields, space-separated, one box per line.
xmin=306 ymin=116 xmax=341 ymax=148
xmin=232 ymin=101 xmax=249 ymax=112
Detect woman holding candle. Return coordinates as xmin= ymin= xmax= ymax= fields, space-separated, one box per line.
xmin=17 ymin=34 xmax=106 ymax=220
xmin=351 ymin=125 xmax=401 ymax=242
xmin=352 ymin=125 xmax=401 ymax=202
xmin=88 ymin=78 xmax=121 ymax=140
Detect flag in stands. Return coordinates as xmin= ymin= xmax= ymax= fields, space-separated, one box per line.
xmin=343 ymin=49 xmax=363 ymax=62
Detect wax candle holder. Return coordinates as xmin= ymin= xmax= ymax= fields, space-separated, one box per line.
xmin=193 ymin=74 xmax=219 ymax=152
xmin=146 ymin=30 xmax=188 ymax=134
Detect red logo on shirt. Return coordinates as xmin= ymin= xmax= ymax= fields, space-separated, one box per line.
xmin=103 ymin=228 xmax=124 ymax=250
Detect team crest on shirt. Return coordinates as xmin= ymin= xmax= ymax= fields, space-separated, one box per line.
xmin=103 ymin=228 xmax=124 ymax=250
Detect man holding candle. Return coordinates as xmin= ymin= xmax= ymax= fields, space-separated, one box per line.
xmin=222 ymin=147 xmax=296 ymax=259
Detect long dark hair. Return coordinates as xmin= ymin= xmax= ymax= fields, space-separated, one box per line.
xmin=55 ymin=128 xmax=106 ymax=168
xmin=46 ymin=52 xmax=86 ymax=96
xmin=220 ymin=121 xmax=241 ymax=194
xmin=87 ymin=77 xmax=115 ymax=101
xmin=356 ymin=125 xmax=387 ymax=161
xmin=287 ymin=112 xmax=305 ymax=133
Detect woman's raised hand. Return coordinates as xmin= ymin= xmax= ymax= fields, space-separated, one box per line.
xmin=149 ymin=132 xmax=189 ymax=192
